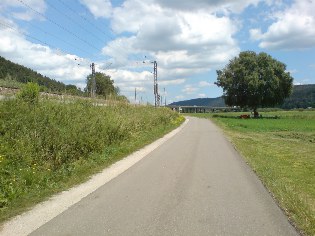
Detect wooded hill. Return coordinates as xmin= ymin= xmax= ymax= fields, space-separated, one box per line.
xmin=170 ymin=97 xmax=225 ymax=107
xmin=170 ymin=84 xmax=315 ymax=109
xmin=0 ymin=56 xmax=82 ymax=95
xmin=281 ymin=84 xmax=315 ymax=109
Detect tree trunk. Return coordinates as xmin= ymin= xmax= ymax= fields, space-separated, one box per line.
xmin=253 ymin=108 xmax=259 ymax=118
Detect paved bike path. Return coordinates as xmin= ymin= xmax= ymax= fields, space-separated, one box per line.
xmin=30 ymin=117 xmax=298 ymax=235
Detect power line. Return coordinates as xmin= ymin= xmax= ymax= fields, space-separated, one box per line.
xmin=56 ymin=0 xmax=147 ymax=66
xmin=19 ymin=19 xmax=93 ymax=58
xmin=15 ymin=0 xmax=152 ymax=68
xmin=0 ymin=22 xmax=45 ymax=46
xmin=0 ymin=22 xmax=90 ymax=68
xmin=12 ymin=0 xmax=158 ymax=97
xmin=16 ymin=0 xmax=100 ymax=52
xmin=57 ymin=0 xmax=114 ymax=42
xmin=45 ymin=1 xmax=106 ymax=44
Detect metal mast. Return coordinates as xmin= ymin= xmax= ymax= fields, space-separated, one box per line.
xmin=153 ymin=61 xmax=159 ymax=107
xmin=90 ymin=62 xmax=96 ymax=97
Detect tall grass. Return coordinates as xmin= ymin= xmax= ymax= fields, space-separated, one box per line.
xmin=0 ymin=99 xmax=183 ymax=222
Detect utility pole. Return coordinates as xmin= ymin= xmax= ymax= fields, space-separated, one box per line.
xmin=153 ymin=60 xmax=159 ymax=107
xmin=143 ymin=59 xmax=159 ymax=107
xmin=90 ymin=63 xmax=96 ymax=97
xmin=135 ymin=87 xmax=137 ymax=105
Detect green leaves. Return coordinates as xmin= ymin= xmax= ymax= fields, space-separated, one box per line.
xmin=216 ymin=51 xmax=293 ymax=111
xmin=16 ymin=82 xmax=40 ymax=104
xmin=85 ymin=72 xmax=117 ymax=99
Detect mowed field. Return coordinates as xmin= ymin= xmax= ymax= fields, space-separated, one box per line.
xmin=191 ymin=111 xmax=315 ymax=236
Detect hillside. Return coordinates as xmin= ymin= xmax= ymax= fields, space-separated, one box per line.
xmin=0 ymin=56 xmax=82 ymax=95
xmin=281 ymin=84 xmax=315 ymax=109
xmin=169 ymin=97 xmax=225 ymax=107
xmin=170 ymin=84 xmax=315 ymax=109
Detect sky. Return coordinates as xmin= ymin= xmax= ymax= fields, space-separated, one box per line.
xmin=0 ymin=0 xmax=315 ymax=104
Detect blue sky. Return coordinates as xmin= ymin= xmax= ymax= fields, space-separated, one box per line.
xmin=0 ymin=0 xmax=315 ymax=104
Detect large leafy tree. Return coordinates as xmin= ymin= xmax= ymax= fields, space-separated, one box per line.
xmin=216 ymin=51 xmax=293 ymax=114
xmin=86 ymin=72 xmax=116 ymax=98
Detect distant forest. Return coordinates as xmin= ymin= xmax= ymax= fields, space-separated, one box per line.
xmin=0 ymin=56 xmax=83 ymax=95
xmin=170 ymin=97 xmax=225 ymax=107
xmin=281 ymin=84 xmax=315 ymax=109
xmin=170 ymin=84 xmax=315 ymax=109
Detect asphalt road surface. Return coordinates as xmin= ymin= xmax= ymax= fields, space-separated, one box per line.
xmin=30 ymin=117 xmax=298 ymax=236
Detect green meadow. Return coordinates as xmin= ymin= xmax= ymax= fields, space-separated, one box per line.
xmin=191 ymin=111 xmax=315 ymax=236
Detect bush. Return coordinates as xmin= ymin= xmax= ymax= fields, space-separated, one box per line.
xmin=16 ymin=82 xmax=39 ymax=104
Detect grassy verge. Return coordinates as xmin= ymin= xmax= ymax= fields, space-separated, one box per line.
xmin=190 ymin=111 xmax=315 ymax=235
xmin=0 ymin=99 xmax=184 ymax=223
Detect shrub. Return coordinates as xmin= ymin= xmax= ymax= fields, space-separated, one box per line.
xmin=16 ymin=82 xmax=39 ymax=104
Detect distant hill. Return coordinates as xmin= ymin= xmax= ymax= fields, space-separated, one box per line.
xmin=170 ymin=84 xmax=315 ymax=109
xmin=0 ymin=56 xmax=82 ymax=95
xmin=281 ymin=84 xmax=315 ymax=109
xmin=169 ymin=97 xmax=225 ymax=107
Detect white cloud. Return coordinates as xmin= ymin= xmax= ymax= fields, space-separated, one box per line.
xmin=249 ymin=28 xmax=263 ymax=40
xmin=79 ymin=0 xmax=112 ymax=18
xmin=182 ymin=85 xmax=198 ymax=94
xmin=287 ymin=69 xmax=298 ymax=74
xmin=105 ymin=69 xmax=154 ymax=95
xmin=159 ymin=79 xmax=186 ymax=86
xmin=293 ymin=78 xmax=310 ymax=85
xmin=110 ymin=0 xmax=165 ymax=34
xmin=250 ymin=0 xmax=315 ymax=50
xmin=175 ymin=95 xmax=184 ymax=100
xmin=0 ymin=20 xmax=186 ymax=99
xmin=102 ymin=36 xmax=141 ymax=67
xmin=103 ymin=2 xmax=240 ymax=83
xmin=106 ymin=69 xmax=151 ymax=83
xmin=198 ymin=81 xmax=214 ymax=87
xmin=154 ymin=0 xmax=262 ymax=14
xmin=198 ymin=93 xmax=206 ymax=98
xmin=0 ymin=25 xmax=90 ymax=87
xmin=4 ymin=0 xmax=287 ymax=101
xmin=106 ymin=2 xmax=240 ymax=100
xmin=74 ymin=0 xmax=245 ymax=95
xmin=294 ymin=82 xmax=302 ymax=85
xmin=0 ymin=0 xmax=46 ymax=21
